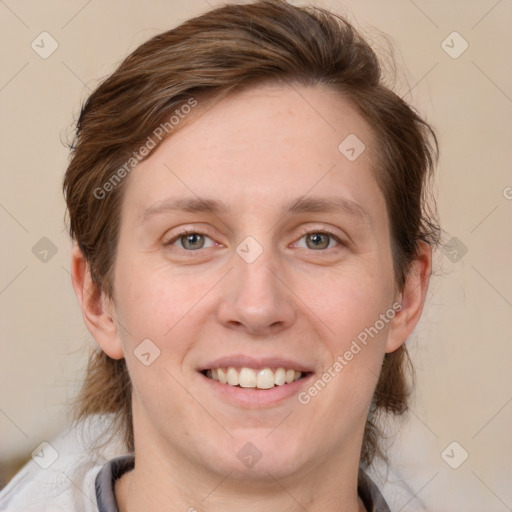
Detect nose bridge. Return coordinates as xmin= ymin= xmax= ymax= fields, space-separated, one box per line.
xmin=217 ymin=237 xmax=296 ymax=335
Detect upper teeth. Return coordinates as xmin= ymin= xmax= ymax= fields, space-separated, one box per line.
xmin=206 ymin=367 xmax=302 ymax=389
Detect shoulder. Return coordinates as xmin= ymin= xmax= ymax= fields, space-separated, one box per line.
xmin=0 ymin=452 xmax=103 ymax=511
xmin=0 ymin=415 xmax=126 ymax=512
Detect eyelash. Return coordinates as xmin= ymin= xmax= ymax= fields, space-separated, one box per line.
xmin=165 ymin=227 xmax=345 ymax=253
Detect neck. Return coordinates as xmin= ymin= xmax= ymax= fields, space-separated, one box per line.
xmin=115 ymin=398 xmax=369 ymax=512
xmin=115 ymin=442 xmax=367 ymax=512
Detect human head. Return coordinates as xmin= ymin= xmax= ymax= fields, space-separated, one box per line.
xmin=64 ymin=0 xmax=439 ymax=468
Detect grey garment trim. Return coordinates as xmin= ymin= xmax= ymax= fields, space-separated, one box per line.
xmin=95 ymin=454 xmax=135 ymax=512
xmin=358 ymin=468 xmax=392 ymax=512
xmin=95 ymin=455 xmax=391 ymax=512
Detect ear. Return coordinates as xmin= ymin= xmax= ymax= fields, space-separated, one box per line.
xmin=70 ymin=243 xmax=124 ymax=359
xmin=386 ymin=240 xmax=432 ymax=353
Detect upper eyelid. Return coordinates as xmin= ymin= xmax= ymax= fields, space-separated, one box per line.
xmin=295 ymin=226 xmax=343 ymax=240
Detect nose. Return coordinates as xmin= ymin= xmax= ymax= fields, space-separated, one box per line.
xmin=216 ymin=246 xmax=297 ymax=337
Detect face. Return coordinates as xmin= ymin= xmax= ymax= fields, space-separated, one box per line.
xmin=106 ymin=83 xmax=403 ymax=482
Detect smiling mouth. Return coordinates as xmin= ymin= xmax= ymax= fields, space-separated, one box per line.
xmin=201 ymin=367 xmax=309 ymax=390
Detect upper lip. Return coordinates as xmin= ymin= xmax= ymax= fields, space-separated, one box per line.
xmin=199 ymin=355 xmax=314 ymax=373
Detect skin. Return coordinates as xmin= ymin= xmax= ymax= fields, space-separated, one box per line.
xmin=71 ymin=82 xmax=431 ymax=512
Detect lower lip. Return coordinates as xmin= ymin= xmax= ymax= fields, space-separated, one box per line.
xmin=200 ymin=372 xmax=314 ymax=408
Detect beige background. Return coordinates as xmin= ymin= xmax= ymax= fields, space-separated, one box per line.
xmin=1 ymin=0 xmax=511 ymax=510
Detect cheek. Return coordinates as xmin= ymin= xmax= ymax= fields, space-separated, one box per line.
xmin=115 ymin=255 xmax=187 ymax=328
xmin=112 ymin=267 xmax=204 ymax=414
xmin=301 ymin=263 xmax=394 ymax=345
xmin=300 ymin=280 xmax=392 ymax=425
xmin=112 ymin=262 xmax=213 ymax=364
xmin=296 ymin=262 xmax=394 ymax=409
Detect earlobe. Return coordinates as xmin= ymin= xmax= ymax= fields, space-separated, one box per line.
xmin=70 ymin=243 xmax=124 ymax=360
xmin=385 ymin=241 xmax=432 ymax=353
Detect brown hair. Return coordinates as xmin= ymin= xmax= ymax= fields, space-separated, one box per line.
xmin=63 ymin=0 xmax=439 ymax=467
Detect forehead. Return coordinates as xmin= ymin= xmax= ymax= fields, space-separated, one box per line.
xmin=120 ymin=82 xmax=384 ymax=226
xmin=173 ymin=82 xmax=375 ymax=165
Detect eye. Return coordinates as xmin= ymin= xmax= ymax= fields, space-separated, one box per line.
xmin=294 ymin=229 xmax=344 ymax=251
xmin=164 ymin=228 xmax=344 ymax=252
xmin=166 ymin=230 xmax=217 ymax=251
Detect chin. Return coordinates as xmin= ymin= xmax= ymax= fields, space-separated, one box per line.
xmin=205 ymin=431 xmax=311 ymax=481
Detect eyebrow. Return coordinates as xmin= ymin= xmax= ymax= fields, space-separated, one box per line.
xmin=140 ymin=195 xmax=371 ymax=224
